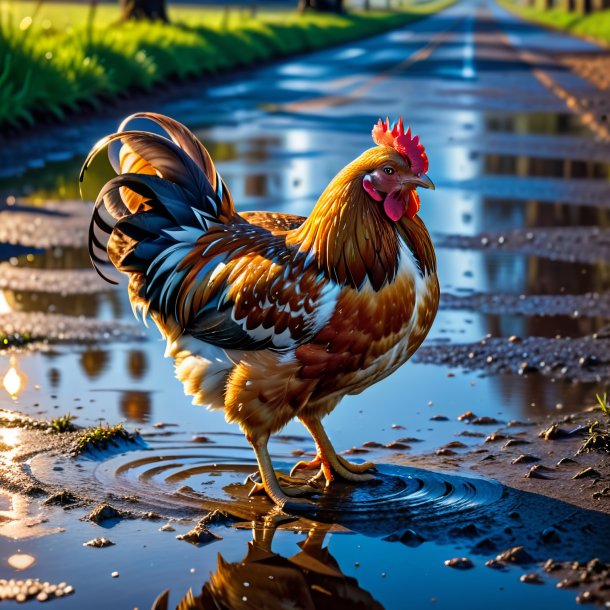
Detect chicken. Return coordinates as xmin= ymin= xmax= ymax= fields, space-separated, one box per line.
xmin=81 ymin=113 xmax=439 ymax=509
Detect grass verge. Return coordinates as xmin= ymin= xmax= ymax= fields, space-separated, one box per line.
xmin=0 ymin=1 xmax=453 ymax=131
xmin=498 ymin=0 xmax=610 ymax=46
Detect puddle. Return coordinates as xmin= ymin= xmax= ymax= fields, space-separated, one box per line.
xmin=484 ymin=111 xmax=587 ymax=136
xmin=483 ymin=153 xmax=610 ymax=179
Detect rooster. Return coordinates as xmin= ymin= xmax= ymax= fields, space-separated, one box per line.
xmin=81 ymin=113 xmax=438 ymax=509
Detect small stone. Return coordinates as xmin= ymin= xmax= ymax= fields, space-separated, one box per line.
xmin=577 ymin=590 xmax=601 ymax=604
xmin=524 ymin=465 xmax=552 ymax=479
xmin=508 ymin=335 xmax=521 ymax=343
xmin=362 ymin=441 xmax=384 ymax=448
xmin=430 ymin=415 xmax=449 ymax=421
xmin=485 ymin=432 xmax=508 ymax=443
xmin=539 ymin=424 xmax=566 ymax=440
xmin=159 ymin=523 xmax=176 ymax=532
xmin=557 ymin=578 xmax=579 ymax=589
xmin=385 ymin=442 xmax=410 ymax=450
xmin=540 ymin=528 xmax=560 ymax=543
xmin=470 ymin=416 xmax=500 ymax=426
xmin=444 ymin=557 xmax=474 ymax=570
xmin=556 ymin=457 xmax=577 ymax=466
xmin=436 ymin=448 xmax=456 ymax=456
xmin=457 ymin=411 xmax=477 ymax=421
xmin=177 ymin=525 xmax=223 ymax=546
xmin=573 ymin=467 xmax=600 ymax=479
xmin=444 ymin=441 xmax=467 ymax=449
xmin=84 ymin=502 xmax=123 ymax=524
xmin=111 ymin=572 xmax=119 ymax=578
xmin=520 ymin=573 xmax=543 ymax=584
xmin=342 ymin=446 xmax=370 ymax=455
xmin=502 ymin=439 xmax=530 ymax=449
xmin=83 ymin=537 xmax=115 ymax=548
xmin=191 ymin=435 xmax=211 ymax=443
xmin=485 ymin=559 xmax=505 ymax=570
xmin=512 ymin=454 xmax=540 ymax=464
xmin=495 ymin=546 xmax=534 ymax=565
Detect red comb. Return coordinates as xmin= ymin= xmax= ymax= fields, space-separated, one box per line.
xmin=372 ymin=117 xmax=428 ymax=175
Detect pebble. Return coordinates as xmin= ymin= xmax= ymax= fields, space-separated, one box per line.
xmin=511 ymin=454 xmax=540 ymax=464
xmin=0 ymin=579 xmax=74 ymax=601
xmin=111 ymin=572 xmax=119 ymax=578
xmin=495 ymin=546 xmax=534 ymax=565
xmin=520 ymin=573 xmax=543 ymax=584
xmin=83 ymin=537 xmax=115 ymax=548
xmin=457 ymin=411 xmax=477 ymax=421
xmin=444 ymin=557 xmax=474 ymax=570
xmin=573 ymin=467 xmax=601 ymax=479
xmin=524 ymin=464 xmax=551 ymax=479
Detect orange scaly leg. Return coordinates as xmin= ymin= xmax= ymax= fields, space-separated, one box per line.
xmin=291 ymin=417 xmax=376 ymax=486
xmin=248 ymin=434 xmax=316 ymax=509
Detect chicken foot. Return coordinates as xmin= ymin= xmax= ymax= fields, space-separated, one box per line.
xmin=291 ymin=416 xmax=376 ymax=486
xmin=249 ymin=435 xmax=316 ymax=509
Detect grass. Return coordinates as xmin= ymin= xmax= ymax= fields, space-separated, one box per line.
xmin=0 ymin=0 xmax=453 ymax=130
xmin=578 ymin=392 xmax=610 ymax=454
xmin=72 ymin=422 xmax=133 ymax=454
xmin=498 ymin=0 xmax=610 ymax=46
xmin=50 ymin=413 xmax=77 ymax=433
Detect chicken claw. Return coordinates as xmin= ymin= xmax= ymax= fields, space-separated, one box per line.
xmin=294 ymin=417 xmax=377 ymax=487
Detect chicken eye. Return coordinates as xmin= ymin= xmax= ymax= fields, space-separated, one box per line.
xmin=383 ymin=167 xmax=394 ymax=175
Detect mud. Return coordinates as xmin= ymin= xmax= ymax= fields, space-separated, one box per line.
xmin=0 ymin=203 xmax=90 ymax=250
xmin=417 ymin=331 xmax=610 ymax=382
xmin=439 ymin=226 xmax=610 ymax=265
xmin=441 ymin=290 xmax=610 ymax=318
xmin=0 ymin=264 xmax=109 ymax=294
xmin=393 ymin=408 xmax=610 ymax=517
xmin=0 ymin=312 xmax=145 ymax=349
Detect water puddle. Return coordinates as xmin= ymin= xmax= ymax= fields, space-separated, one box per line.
xmin=484 ymin=111 xmax=586 ymax=136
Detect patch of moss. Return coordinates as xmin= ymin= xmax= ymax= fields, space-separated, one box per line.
xmin=578 ymin=393 xmax=610 ymax=455
xmin=0 ymin=333 xmax=34 ymax=350
xmin=50 ymin=414 xmax=77 ymax=433
xmin=72 ymin=422 xmax=133 ymax=455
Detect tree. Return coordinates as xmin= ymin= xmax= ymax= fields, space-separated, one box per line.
xmin=298 ymin=0 xmax=344 ymax=12
xmin=120 ymin=0 xmax=169 ymax=22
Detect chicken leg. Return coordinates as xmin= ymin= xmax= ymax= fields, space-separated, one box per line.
xmin=248 ymin=434 xmax=317 ymax=508
xmin=291 ymin=417 xmax=376 ymax=486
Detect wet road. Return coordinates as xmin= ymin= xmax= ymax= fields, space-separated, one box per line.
xmin=1 ymin=0 xmax=610 ymax=608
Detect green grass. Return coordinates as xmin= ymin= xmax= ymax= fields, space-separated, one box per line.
xmin=0 ymin=0 xmax=453 ymax=130
xmin=50 ymin=413 xmax=77 ymax=433
xmin=577 ymin=392 xmax=610 ymax=454
xmin=498 ymin=0 xmax=610 ymax=46
xmin=72 ymin=422 xmax=133 ymax=454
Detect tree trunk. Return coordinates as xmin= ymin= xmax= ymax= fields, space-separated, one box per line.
xmin=298 ymin=0 xmax=343 ymax=13
xmin=120 ymin=0 xmax=168 ymax=22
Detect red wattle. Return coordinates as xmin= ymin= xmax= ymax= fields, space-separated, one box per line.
xmin=383 ymin=191 xmax=407 ymax=222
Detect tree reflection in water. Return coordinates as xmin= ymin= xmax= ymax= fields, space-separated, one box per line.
xmin=151 ymin=524 xmax=384 ymax=610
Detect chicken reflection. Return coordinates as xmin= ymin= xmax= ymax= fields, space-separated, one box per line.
xmin=151 ymin=525 xmax=384 ymax=610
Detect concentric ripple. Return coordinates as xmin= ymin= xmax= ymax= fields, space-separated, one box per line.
xmin=31 ymin=438 xmax=505 ymax=536
xmin=30 ymin=438 xmax=610 ymax=559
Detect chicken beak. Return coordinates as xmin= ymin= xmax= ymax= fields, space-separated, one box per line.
xmin=405 ymin=173 xmax=435 ymax=190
